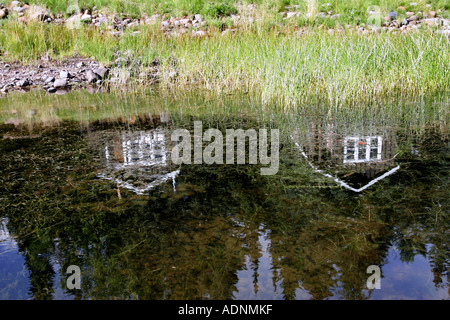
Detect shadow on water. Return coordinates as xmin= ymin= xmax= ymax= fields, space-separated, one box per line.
xmin=0 ymin=93 xmax=448 ymax=300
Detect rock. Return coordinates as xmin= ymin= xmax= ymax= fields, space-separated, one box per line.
xmin=128 ymin=21 xmax=139 ymax=27
xmin=0 ymin=9 xmax=7 ymax=19
xmin=16 ymin=79 xmax=30 ymax=87
xmin=221 ymin=29 xmax=236 ymax=36
xmin=76 ymin=62 xmax=85 ymax=68
xmin=10 ymin=1 xmax=21 ymax=8
xmin=429 ymin=11 xmax=436 ymax=18
xmin=398 ymin=6 xmax=406 ymax=11
xmin=85 ymin=70 xmax=99 ymax=83
xmin=388 ymin=12 xmax=398 ymax=19
xmin=47 ymin=87 xmax=56 ymax=93
xmin=94 ymin=66 xmax=109 ymax=79
xmin=60 ymin=71 xmax=71 ymax=79
xmin=44 ymin=76 xmax=55 ymax=83
xmin=4 ymin=118 xmax=24 ymax=126
xmin=422 ymin=18 xmax=438 ymax=26
xmin=408 ymin=15 xmax=418 ymax=21
xmin=81 ymin=13 xmax=92 ymax=22
xmin=53 ymin=78 xmax=67 ymax=88
xmin=406 ymin=12 xmax=414 ymax=17
xmin=98 ymin=17 xmax=109 ymax=24
xmin=13 ymin=7 xmax=24 ymax=13
xmin=29 ymin=5 xmax=50 ymax=21
xmin=286 ymin=12 xmax=297 ymax=19
xmin=194 ymin=14 xmax=203 ymax=22
xmin=161 ymin=20 xmax=170 ymax=27
xmin=109 ymin=31 xmax=122 ymax=36
xmin=66 ymin=14 xmax=81 ymax=28
xmin=192 ymin=30 xmax=207 ymax=37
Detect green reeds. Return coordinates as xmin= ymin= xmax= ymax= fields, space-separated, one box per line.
xmin=0 ymin=18 xmax=448 ymax=110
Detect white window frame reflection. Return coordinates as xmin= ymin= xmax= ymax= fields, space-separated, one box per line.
xmin=343 ymin=136 xmax=382 ymax=164
xmin=104 ymin=131 xmax=168 ymax=168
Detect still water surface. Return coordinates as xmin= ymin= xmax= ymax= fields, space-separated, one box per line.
xmin=0 ymin=93 xmax=448 ymax=300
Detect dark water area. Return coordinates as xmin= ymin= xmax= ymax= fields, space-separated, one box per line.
xmin=0 ymin=101 xmax=448 ymax=300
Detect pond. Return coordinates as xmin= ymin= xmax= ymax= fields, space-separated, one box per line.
xmin=0 ymin=91 xmax=448 ymax=300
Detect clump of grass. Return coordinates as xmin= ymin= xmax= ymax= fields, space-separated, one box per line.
xmin=202 ymin=1 xmax=238 ymax=17
xmin=163 ymin=29 xmax=449 ymax=109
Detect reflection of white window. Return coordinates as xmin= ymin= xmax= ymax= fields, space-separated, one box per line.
xmin=343 ymin=136 xmax=382 ymax=163
xmin=99 ymin=130 xmax=180 ymax=195
xmin=104 ymin=131 xmax=167 ymax=167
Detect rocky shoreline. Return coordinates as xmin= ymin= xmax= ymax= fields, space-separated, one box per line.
xmin=0 ymin=51 xmax=163 ymax=95
xmin=0 ymin=57 xmax=108 ymax=94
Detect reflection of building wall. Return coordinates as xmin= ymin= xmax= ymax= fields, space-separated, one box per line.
xmin=87 ymin=129 xmax=179 ymax=195
xmin=104 ymin=131 xmax=169 ymax=168
xmin=302 ymin=121 xmax=399 ymax=179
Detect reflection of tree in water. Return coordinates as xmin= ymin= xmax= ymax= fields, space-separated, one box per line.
xmin=18 ymin=238 xmax=55 ymax=300
xmin=0 ymin=120 xmax=448 ymax=300
xmin=381 ymin=127 xmax=449 ymax=289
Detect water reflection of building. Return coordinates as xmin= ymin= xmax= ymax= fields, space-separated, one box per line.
xmin=104 ymin=131 xmax=168 ymax=168
xmin=292 ymin=121 xmax=401 ymax=192
xmin=88 ymin=129 xmax=179 ymax=195
xmin=343 ymin=136 xmax=382 ymax=164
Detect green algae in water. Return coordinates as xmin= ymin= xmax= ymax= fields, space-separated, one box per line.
xmin=0 ymin=93 xmax=448 ymax=300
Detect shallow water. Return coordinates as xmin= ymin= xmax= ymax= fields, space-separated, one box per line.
xmin=0 ymin=92 xmax=448 ymax=300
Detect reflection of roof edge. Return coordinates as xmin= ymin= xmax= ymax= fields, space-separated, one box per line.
xmin=291 ymin=136 xmax=400 ymax=193
xmin=97 ymin=169 xmax=180 ymax=195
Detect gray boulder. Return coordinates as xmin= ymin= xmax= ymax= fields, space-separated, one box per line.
xmin=85 ymin=70 xmax=99 ymax=83
xmin=16 ymin=79 xmax=30 ymax=87
xmin=94 ymin=66 xmax=109 ymax=79
xmin=53 ymin=79 xmax=67 ymax=88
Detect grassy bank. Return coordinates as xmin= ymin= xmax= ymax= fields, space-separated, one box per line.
xmin=0 ymin=1 xmax=449 ymax=109
xmin=1 ymin=19 xmax=448 ymax=108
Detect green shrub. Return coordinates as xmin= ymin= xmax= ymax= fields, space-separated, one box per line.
xmin=202 ymin=2 xmax=238 ymax=18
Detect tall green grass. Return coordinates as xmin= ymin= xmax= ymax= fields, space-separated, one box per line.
xmin=0 ymin=19 xmax=448 ymax=109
